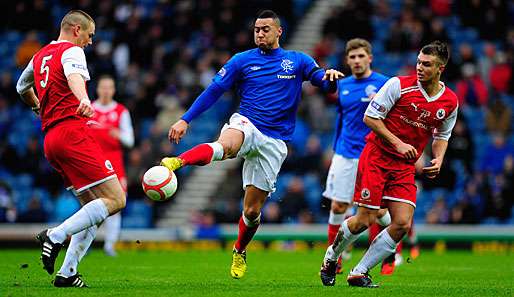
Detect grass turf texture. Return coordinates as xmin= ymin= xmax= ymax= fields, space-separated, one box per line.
xmin=1 ymin=248 xmax=513 ymax=297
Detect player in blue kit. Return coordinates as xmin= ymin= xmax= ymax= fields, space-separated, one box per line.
xmin=160 ymin=10 xmax=343 ymax=279
xmin=323 ymin=39 xmax=391 ymax=274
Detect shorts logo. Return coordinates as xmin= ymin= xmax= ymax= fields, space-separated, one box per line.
xmin=436 ymin=109 xmax=446 ymax=119
xmin=105 ymin=160 xmax=113 ymax=171
xmin=371 ymin=101 xmax=386 ymax=113
xmin=361 ymin=188 xmax=371 ymax=200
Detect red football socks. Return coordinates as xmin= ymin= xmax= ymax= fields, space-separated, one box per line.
xmin=327 ymin=224 xmax=340 ymax=245
xmin=234 ymin=216 xmax=259 ymax=252
xmin=179 ymin=143 xmax=214 ymax=166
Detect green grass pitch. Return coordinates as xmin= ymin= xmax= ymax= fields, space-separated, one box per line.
xmin=1 ymin=248 xmax=513 ymax=297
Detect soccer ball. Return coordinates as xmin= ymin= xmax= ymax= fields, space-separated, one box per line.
xmin=142 ymin=166 xmax=178 ymax=201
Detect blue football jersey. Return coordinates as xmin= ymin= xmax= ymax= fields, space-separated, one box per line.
xmin=333 ymin=72 xmax=389 ymax=158
xmin=212 ymin=47 xmax=322 ymax=141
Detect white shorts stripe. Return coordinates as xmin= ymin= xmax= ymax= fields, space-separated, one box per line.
xmin=382 ymin=196 xmax=416 ymax=208
xmin=355 ymin=202 xmax=381 ymax=210
xmin=75 ymin=174 xmax=117 ymax=193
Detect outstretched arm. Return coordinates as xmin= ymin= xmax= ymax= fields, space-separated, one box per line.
xmin=309 ymin=69 xmax=342 ymax=93
xmin=168 ymin=83 xmax=225 ymax=144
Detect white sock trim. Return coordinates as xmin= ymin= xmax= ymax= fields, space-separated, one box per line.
xmin=328 ymin=211 xmax=345 ymax=225
xmin=242 ymin=211 xmax=261 ymax=227
xmin=376 ymin=210 xmax=391 ymax=226
xmin=208 ymin=142 xmax=224 ymax=161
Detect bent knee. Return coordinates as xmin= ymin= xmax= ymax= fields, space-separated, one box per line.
xmin=243 ymin=207 xmax=261 ymax=221
xmin=391 ymin=220 xmax=411 ymax=234
xmin=331 ymin=201 xmax=350 ymax=214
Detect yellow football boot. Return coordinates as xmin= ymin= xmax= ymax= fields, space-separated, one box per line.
xmin=230 ymin=249 xmax=247 ymax=279
xmin=160 ymin=157 xmax=184 ymax=172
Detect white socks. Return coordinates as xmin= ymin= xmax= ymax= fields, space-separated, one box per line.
xmin=376 ymin=210 xmax=391 ymax=226
xmin=103 ymin=212 xmax=121 ymax=252
xmin=352 ymin=228 xmax=397 ymax=275
xmin=328 ymin=211 xmax=345 ymax=225
xmin=58 ymin=225 xmax=98 ymax=277
xmin=208 ymin=142 xmax=224 ymax=161
xmin=325 ymin=219 xmax=363 ymax=261
xmin=49 ymin=199 xmax=109 ymax=244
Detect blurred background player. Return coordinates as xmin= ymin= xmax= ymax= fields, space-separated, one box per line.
xmin=320 ymin=41 xmax=458 ymax=287
xmin=90 ymin=75 xmax=134 ymax=256
xmin=160 ymin=10 xmax=343 ymax=279
xmin=15 ymin=10 xmax=126 ymax=287
xmin=323 ymin=38 xmax=391 ymax=274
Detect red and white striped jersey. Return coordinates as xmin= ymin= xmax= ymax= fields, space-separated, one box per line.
xmin=365 ymin=75 xmax=458 ymax=162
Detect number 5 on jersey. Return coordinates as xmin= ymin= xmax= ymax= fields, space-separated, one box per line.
xmin=40 ymin=55 xmax=53 ymax=88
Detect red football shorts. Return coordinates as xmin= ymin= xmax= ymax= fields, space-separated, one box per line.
xmin=353 ymin=142 xmax=417 ymax=209
xmin=103 ymin=150 xmax=127 ymax=192
xmin=43 ymin=120 xmax=117 ymax=193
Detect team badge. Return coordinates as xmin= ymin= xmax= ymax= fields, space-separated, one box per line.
xmin=105 ymin=160 xmax=114 ymax=171
xmin=361 ymin=188 xmax=370 ymax=200
xmin=436 ymin=109 xmax=446 ymax=119
xmin=365 ymin=85 xmax=377 ymax=98
xmin=281 ymin=59 xmax=294 ymax=73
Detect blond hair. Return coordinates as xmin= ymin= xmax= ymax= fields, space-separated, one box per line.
xmin=345 ymin=38 xmax=372 ymax=56
xmin=60 ymin=10 xmax=95 ymax=31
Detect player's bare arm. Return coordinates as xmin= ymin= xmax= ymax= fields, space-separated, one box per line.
xmin=422 ymin=139 xmax=448 ymax=178
xmin=20 ymin=88 xmax=41 ymax=115
xmin=363 ymin=115 xmax=418 ymax=159
xmin=67 ymin=73 xmax=94 ymax=117
xmin=322 ymin=69 xmax=344 ymax=81
xmin=168 ymin=119 xmax=189 ymax=144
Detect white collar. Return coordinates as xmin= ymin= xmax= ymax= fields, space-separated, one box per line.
xmin=417 ymin=80 xmax=445 ymax=102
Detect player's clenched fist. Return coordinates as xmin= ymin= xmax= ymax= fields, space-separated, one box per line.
xmin=76 ymin=98 xmax=94 ymax=117
xmin=168 ymin=119 xmax=189 ymax=144
xmin=395 ymin=142 xmax=418 ymax=159
xmin=322 ymin=69 xmax=344 ymax=81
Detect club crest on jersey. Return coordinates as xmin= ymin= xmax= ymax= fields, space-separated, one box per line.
xmin=281 ymin=59 xmax=294 ymax=73
xmin=217 ymin=67 xmax=227 ymax=77
xmin=365 ymin=85 xmax=377 ymax=97
xmin=361 ymin=188 xmax=371 ymax=200
xmin=436 ymin=109 xmax=446 ymax=119
xmin=105 ymin=160 xmax=114 ymax=171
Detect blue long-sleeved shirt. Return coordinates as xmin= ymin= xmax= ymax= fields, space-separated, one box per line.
xmin=181 ymin=47 xmax=335 ymax=141
xmin=333 ymin=72 xmax=389 ymax=158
